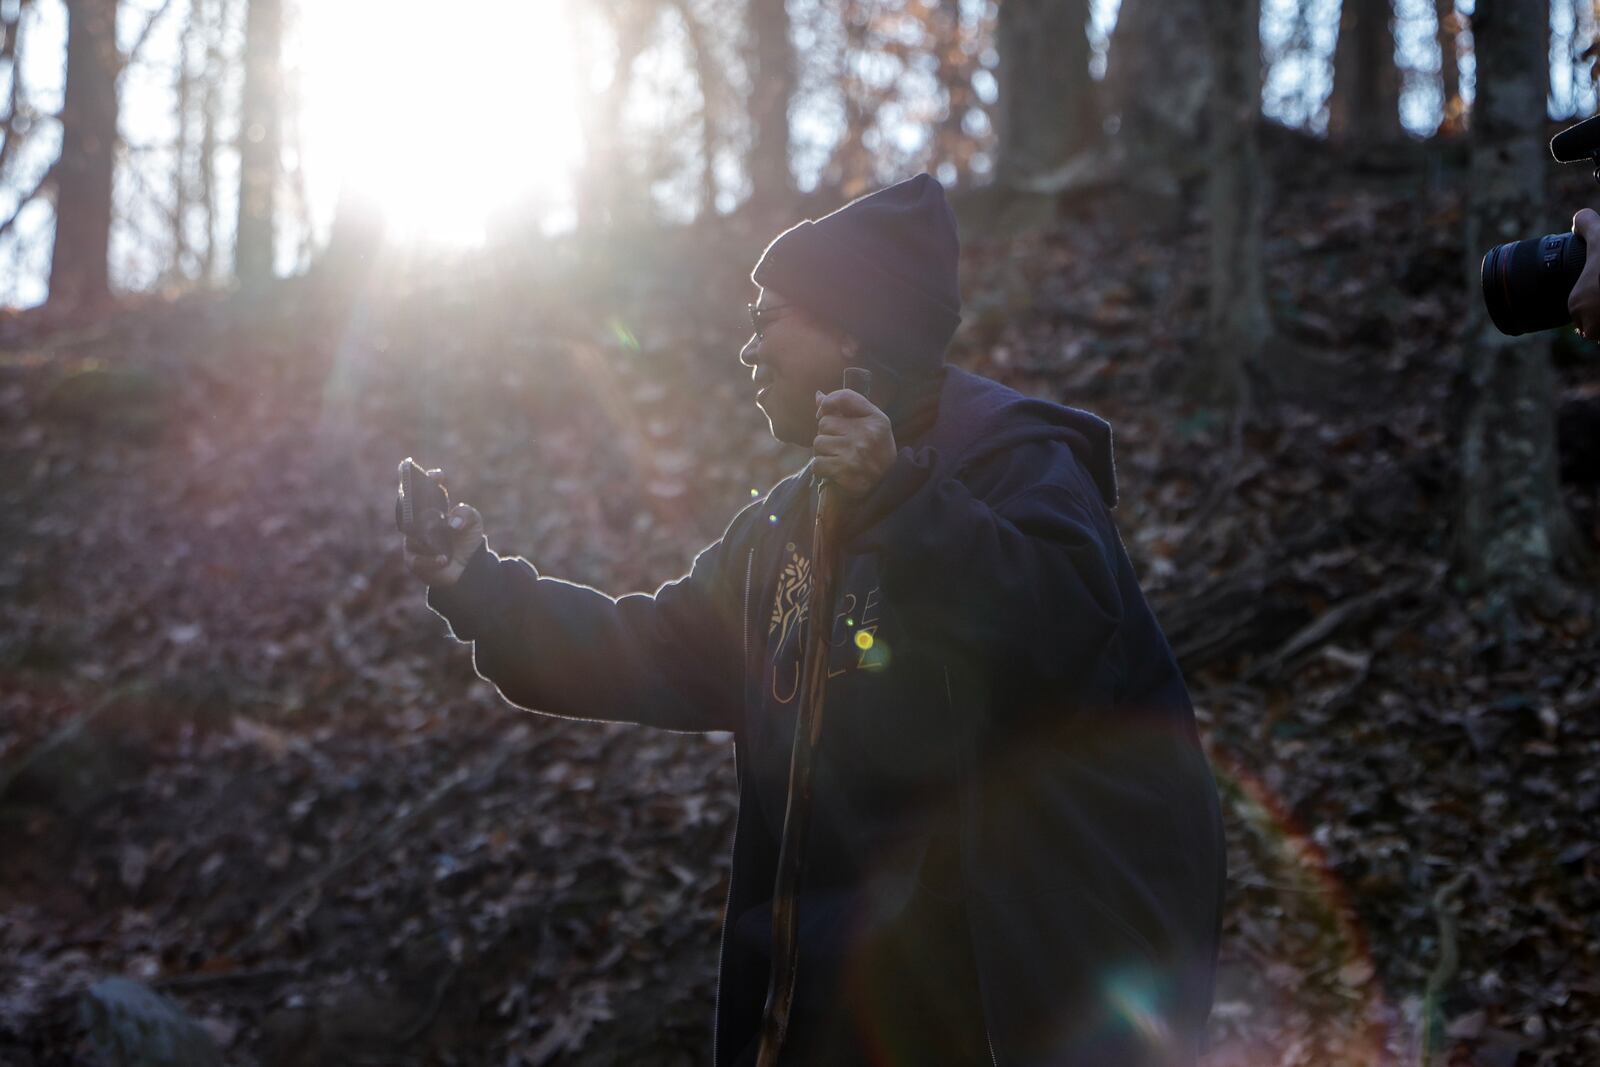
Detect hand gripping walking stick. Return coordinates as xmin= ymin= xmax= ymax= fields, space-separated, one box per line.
xmin=755 ymin=366 xmax=872 ymax=1067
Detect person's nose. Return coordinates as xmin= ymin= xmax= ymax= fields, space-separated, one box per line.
xmin=739 ymin=334 xmax=760 ymax=371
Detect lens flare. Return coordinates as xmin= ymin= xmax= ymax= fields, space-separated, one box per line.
xmin=823 ymin=711 xmax=1395 ymax=1064
xmin=1104 ymin=969 xmax=1174 ymax=1050
xmin=608 ymin=318 xmax=640 ymax=352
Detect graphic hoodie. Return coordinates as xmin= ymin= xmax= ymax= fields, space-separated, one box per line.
xmin=426 ymin=364 xmax=1226 ymax=1066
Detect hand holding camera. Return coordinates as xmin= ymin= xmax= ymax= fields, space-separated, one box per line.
xmin=1482 ymin=114 xmax=1600 ymax=336
xmin=1569 ymin=208 xmax=1600 ymax=341
xmin=396 ymin=458 xmax=486 ymax=589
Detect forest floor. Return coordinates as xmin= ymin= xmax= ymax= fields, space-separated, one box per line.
xmin=1 ymin=136 xmax=1598 ymax=1066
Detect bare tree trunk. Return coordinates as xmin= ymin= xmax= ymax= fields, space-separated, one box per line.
xmin=1329 ymin=0 xmax=1402 ymax=143
xmin=199 ymin=0 xmax=222 ymax=282
xmin=994 ymin=0 xmax=1094 ymax=187
xmin=281 ymin=5 xmax=313 ymax=271
xmin=928 ymin=0 xmax=975 ymax=185
xmin=171 ymin=3 xmax=196 ymax=281
xmin=746 ymin=0 xmax=793 ymax=206
xmin=1458 ymin=0 xmax=1589 ymax=608
xmin=1195 ymin=0 xmax=1267 ymax=410
xmin=1438 ymin=0 xmax=1463 ymax=131
xmin=236 ymin=0 xmax=281 ymax=288
xmin=48 ymin=0 xmax=119 ymax=310
xmin=1106 ymin=0 xmax=1211 ymax=170
xmin=320 ymin=179 xmax=382 ymax=276
xmin=575 ymin=4 xmax=650 ymax=230
xmin=670 ymin=0 xmax=721 ymax=218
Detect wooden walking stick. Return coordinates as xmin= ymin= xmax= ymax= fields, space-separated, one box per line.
xmin=755 ymin=366 xmax=873 ymax=1067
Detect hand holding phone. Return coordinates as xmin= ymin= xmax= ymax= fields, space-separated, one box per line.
xmin=396 ymin=458 xmax=452 ymax=554
xmin=397 ymin=459 xmax=485 ymax=587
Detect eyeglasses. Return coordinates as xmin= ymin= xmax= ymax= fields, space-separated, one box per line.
xmin=748 ymin=302 xmax=795 ymax=338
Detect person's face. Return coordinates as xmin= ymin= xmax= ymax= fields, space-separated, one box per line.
xmin=739 ymin=287 xmax=850 ymax=447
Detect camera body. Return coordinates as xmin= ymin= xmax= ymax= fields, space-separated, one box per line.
xmin=1480 ymin=114 xmax=1600 ymax=336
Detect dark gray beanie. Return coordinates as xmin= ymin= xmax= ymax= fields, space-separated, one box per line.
xmin=750 ymin=173 xmax=962 ymax=374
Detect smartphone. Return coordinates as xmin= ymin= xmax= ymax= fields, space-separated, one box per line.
xmin=396 ymin=458 xmax=453 ymax=557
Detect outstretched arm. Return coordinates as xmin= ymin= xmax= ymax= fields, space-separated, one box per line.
xmin=426 ymin=500 xmax=763 ymax=733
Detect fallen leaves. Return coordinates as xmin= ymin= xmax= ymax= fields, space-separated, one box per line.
xmin=0 ymin=148 xmax=1597 ymax=1065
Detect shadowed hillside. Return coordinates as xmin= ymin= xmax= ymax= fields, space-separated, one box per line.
xmin=1 ymin=132 xmax=1598 ymax=1065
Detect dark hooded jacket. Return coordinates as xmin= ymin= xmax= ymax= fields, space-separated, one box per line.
xmin=426 ymin=364 xmax=1226 ymax=1066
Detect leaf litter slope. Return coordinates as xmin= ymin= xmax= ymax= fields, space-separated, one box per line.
xmin=0 ymin=163 xmax=1597 ymax=1065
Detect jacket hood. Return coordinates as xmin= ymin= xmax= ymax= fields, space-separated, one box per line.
xmin=935 ymin=366 xmax=1119 ymax=509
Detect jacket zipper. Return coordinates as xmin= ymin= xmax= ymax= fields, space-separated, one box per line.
xmin=945 ymin=661 xmax=1000 ymax=1067
xmin=712 ymin=546 xmax=757 ymax=1067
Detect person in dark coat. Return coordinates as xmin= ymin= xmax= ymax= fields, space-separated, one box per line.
xmin=405 ymin=174 xmax=1226 ymax=1066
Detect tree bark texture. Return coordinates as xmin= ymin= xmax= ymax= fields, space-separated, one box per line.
xmin=236 ymin=0 xmax=281 ymax=288
xmin=994 ymin=0 xmax=1094 ymax=187
xmin=1104 ymin=0 xmax=1211 ymax=171
xmin=746 ymin=0 xmax=793 ymax=204
xmin=1459 ymin=0 xmax=1586 ymax=600
xmin=1198 ymin=0 xmax=1267 ymax=409
xmin=1329 ymin=0 xmax=1402 ymax=143
xmin=48 ymin=0 xmax=118 ymax=310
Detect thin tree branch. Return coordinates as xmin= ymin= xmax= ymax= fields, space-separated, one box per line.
xmin=0 ymin=158 xmax=52 ymax=244
xmin=0 ymin=0 xmax=35 ymax=181
xmin=120 ymin=148 xmax=186 ymax=252
xmin=122 ymin=0 xmax=182 ymax=73
xmin=0 ymin=5 xmax=21 ymax=71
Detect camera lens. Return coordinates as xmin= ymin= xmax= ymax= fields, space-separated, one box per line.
xmin=1481 ymin=231 xmax=1588 ymax=336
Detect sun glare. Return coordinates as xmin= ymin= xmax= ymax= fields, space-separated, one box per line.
xmin=297 ymin=0 xmax=586 ymax=245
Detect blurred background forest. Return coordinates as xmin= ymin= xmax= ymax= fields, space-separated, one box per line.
xmin=6 ymin=0 xmax=1600 ymax=305
xmin=0 ymin=0 xmax=1598 ymax=1064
